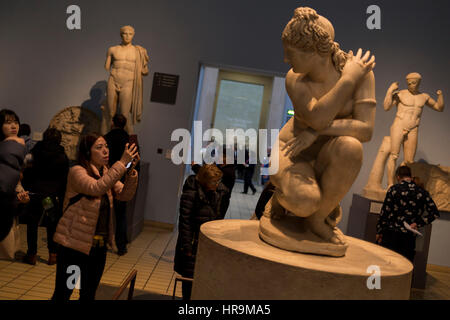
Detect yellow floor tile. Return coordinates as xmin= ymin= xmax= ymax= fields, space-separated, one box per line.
xmin=27 ymin=290 xmax=53 ymax=299
xmin=8 ymin=279 xmax=38 ymax=287
xmin=15 ymin=274 xmax=44 ymax=281
xmin=19 ymin=295 xmax=48 ymax=300
xmin=0 ymin=269 xmax=23 ymax=276
xmin=0 ymin=291 xmax=21 ymax=299
xmin=3 ymin=281 xmax=33 ymax=290
xmin=0 ymin=286 xmax=28 ymax=295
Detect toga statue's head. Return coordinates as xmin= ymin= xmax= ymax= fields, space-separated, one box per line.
xmin=120 ymin=25 xmax=135 ymax=35
xmin=120 ymin=25 xmax=135 ymax=45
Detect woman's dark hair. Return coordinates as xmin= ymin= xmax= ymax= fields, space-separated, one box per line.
xmin=18 ymin=123 xmax=31 ymax=137
xmin=0 ymin=109 xmax=20 ymax=141
xmin=43 ymin=127 xmax=62 ymax=145
xmin=78 ymin=132 xmax=102 ymax=178
xmin=396 ymin=165 xmax=412 ymax=178
xmin=112 ymin=114 xmax=127 ymax=130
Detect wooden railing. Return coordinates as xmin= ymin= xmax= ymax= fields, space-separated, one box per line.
xmin=172 ymin=275 xmax=193 ymax=300
xmin=112 ymin=269 xmax=138 ymax=300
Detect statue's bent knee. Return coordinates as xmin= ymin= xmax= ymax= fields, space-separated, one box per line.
xmin=335 ymin=136 xmax=363 ymax=162
xmin=276 ymin=186 xmax=321 ymax=218
xmin=388 ymin=153 xmax=399 ymax=161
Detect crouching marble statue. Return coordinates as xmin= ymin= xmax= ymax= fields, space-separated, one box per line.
xmin=363 ymin=73 xmax=444 ymax=200
xmin=259 ymin=7 xmax=376 ymax=257
xmin=102 ymin=25 xmax=149 ymax=134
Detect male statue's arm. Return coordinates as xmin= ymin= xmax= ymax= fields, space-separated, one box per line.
xmin=289 ymin=49 xmax=375 ymax=131
xmin=426 ymin=90 xmax=444 ymax=112
xmin=383 ymin=82 xmax=399 ymax=111
xmin=137 ymin=46 xmax=149 ymax=76
xmin=104 ymin=47 xmax=113 ymax=71
xmin=142 ymin=48 xmax=149 ymax=75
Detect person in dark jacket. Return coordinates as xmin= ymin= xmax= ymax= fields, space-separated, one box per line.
xmin=18 ymin=123 xmax=36 ymax=155
xmin=104 ymin=114 xmax=130 ymax=255
xmin=376 ymin=165 xmax=440 ymax=263
xmin=242 ymin=147 xmax=256 ymax=195
xmin=216 ymin=146 xmax=236 ymax=217
xmin=174 ymin=164 xmax=229 ymax=300
xmin=0 ymin=109 xmax=28 ymax=242
xmin=253 ymin=182 xmax=276 ymax=219
xmin=22 ymin=127 xmax=69 ymax=265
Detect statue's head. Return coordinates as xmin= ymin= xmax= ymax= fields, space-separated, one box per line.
xmin=281 ymin=7 xmax=346 ymax=73
xmin=406 ymin=72 xmax=422 ymax=93
xmin=120 ymin=25 xmax=135 ymax=44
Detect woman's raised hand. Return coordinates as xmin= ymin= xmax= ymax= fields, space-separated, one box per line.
xmin=120 ymin=143 xmax=139 ymax=167
xmin=128 ymin=153 xmax=141 ymax=173
xmin=5 ymin=136 xmax=25 ymax=146
xmin=342 ymin=48 xmax=375 ymax=83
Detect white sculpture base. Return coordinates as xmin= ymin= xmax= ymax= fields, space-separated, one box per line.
xmin=259 ymin=215 xmax=348 ymax=257
xmin=362 ymin=186 xmax=387 ymax=202
xmin=192 ymin=220 xmax=413 ymax=300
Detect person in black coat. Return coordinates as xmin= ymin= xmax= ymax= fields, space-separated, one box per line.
xmin=22 ymin=127 xmax=69 ymax=265
xmin=174 ymin=164 xmax=229 ymax=300
xmin=217 ymin=146 xmax=236 ymax=217
xmin=104 ymin=114 xmax=130 ymax=256
xmin=0 ymin=109 xmax=28 ymax=242
xmin=242 ymin=147 xmax=256 ymax=195
xmin=254 ymin=182 xmax=275 ymax=219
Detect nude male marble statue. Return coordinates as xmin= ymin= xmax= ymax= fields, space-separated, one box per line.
xmin=384 ymin=73 xmax=444 ymax=186
xmin=363 ymin=73 xmax=444 ymax=199
xmin=104 ymin=25 xmax=149 ymax=133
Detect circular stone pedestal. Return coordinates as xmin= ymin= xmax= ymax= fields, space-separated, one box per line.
xmin=191 ymin=220 xmax=413 ymax=300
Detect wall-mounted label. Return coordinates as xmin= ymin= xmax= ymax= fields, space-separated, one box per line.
xmin=32 ymin=131 xmax=43 ymax=141
xmin=369 ymin=202 xmax=383 ymax=214
xmin=150 ymin=72 xmax=179 ymax=105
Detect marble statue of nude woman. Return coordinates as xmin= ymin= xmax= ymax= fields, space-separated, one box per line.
xmin=259 ymin=7 xmax=376 ymax=257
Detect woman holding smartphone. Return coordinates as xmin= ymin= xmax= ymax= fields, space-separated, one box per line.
xmin=52 ymin=133 xmax=139 ymax=300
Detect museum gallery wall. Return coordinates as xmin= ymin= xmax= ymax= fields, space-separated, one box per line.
xmin=0 ymin=1 xmax=448 ymax=265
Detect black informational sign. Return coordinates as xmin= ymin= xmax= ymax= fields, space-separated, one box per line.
xmin=150 ymin=72 xmax=179 ymax=105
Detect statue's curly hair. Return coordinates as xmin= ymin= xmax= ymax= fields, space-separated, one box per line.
xmin=282 ymin=7 xmax=347 ymax=73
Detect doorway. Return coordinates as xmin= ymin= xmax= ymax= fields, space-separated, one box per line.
xmin=182 ymin=64 xmax=286 ymax=218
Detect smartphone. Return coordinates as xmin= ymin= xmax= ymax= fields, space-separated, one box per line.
xmin=129 ymin=134 xmax=138 ymax=147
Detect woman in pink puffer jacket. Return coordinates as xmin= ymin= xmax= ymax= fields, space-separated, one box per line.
xmin=52 ymin=133 xmax=139 ymax=301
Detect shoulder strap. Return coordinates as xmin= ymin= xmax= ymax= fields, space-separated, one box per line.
xmin=63 ymin=194 xmax=85 ymax=212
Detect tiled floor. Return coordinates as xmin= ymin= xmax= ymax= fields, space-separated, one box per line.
xmin=0 ymin=181 xmax=449 ymax=300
